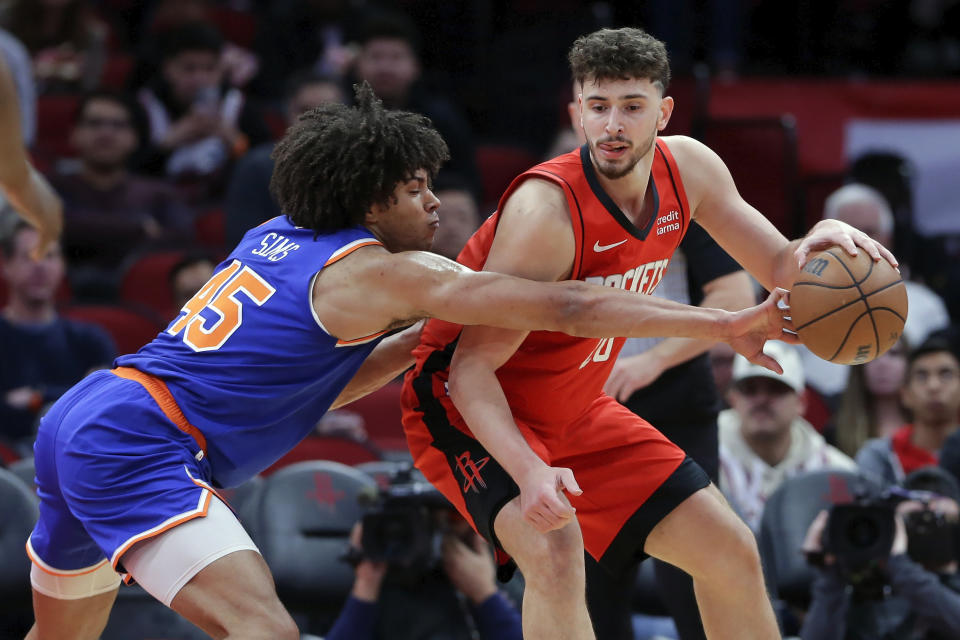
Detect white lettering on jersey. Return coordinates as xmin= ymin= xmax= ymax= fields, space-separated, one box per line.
xmin=252 ymin=233 xmax=301 ymax=261
xmin=656 ymin=210 xmax=681 ymax=236
xmin=580 ymin=258 xmax=670 ymax=368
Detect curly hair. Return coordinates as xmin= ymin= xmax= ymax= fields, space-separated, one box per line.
xmin=270 ymin=82 xmax=449 ymax=233
xmin=568 ymin=28 xmax=671 ymax=94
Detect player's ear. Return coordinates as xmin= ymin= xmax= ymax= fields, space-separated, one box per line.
xmin=657 ymin=96 xmax=674 ymax=132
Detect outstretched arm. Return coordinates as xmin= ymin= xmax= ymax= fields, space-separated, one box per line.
xmin=329 ymin=322 xmax=422 ymax=410
xmin=0 ymin=56 xmax=62 ymax=254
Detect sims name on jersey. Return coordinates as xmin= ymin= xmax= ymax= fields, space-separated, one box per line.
xmin=584 ymin=258 xmax=670 ymax=296
xmin=251 ymin=233 xmax=300 ymax=262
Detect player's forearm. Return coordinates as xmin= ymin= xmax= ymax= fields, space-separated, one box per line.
xmin=562 ymin=281 xmax=735 ymax=342
xmin=447 ymin=361 xmax=547 ymax=482
xmin=771 ymin=238 xmax=804 ymax=291
xmin=2 ymin=166 xmax=63 ymax=239
xmin=329 ymin=326 xmax=418 ymax=409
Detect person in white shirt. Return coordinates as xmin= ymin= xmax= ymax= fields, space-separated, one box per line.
xmin=719 ymin=341 xmax=857 ymax=531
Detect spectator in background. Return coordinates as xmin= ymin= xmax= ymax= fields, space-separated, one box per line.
xmin=709 ymin=341 xmax=737 ymax=404
xmin=719 ymin=342 xmax=856 ymax=532
xmin=832 ymin=338 xmax=910 ymax=458
xmin=0 ymin=221 xmax=115 ymax=456
xmin=51 ymin=90 xmax=194 ymax=301
xmin=857 ymin=337 xmax=960 ymax=486
xmin=800 ymin=183 xmax=951 ymax=400
xmin=800 ymin=466 xmax=960 ymax=640
xmin=137 ymin=21 xmax=271 ymax=204
xmin=252 ymin=0 xmax=362 ymax=99
xmin=326 ymin=515 xmax=522 ymax=640
xmin=428 ymin=172 xmax=481 ymax=261
xmin=1 ymin=0 xmax=106 ymax=94
xmin=225 ymin=70 xmax=345 ymax=246
xmin=168 ymin=252 xmax=215 ymax=312
xmin=352 ymin=10 xmax=479 ymax=198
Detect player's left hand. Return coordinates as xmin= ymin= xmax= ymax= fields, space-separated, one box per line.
xmin=726 ymin=287 xmax=799 ymax=373
xmin=603 ymin=352 xmax=665 ymax=401
xmin=795 ymin=219 xmax=898 ymax=270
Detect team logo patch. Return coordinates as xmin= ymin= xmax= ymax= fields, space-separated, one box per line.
xmin=455 ymin=451 xmax=489 ymax=494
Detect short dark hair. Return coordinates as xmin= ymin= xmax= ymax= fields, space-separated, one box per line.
xmin=168 ymin=252 xmax=217 ymax=288
xmin=903 ymin=466 xmax=960 ymax=503
xmin=907 ymin=335 xmax=959 ymax=373
xmin=269 ymin=82 xmax=449 ymax=233
xmin=282 ymin=69 xmax=344 ymax=105
xmin=73 ymin=89 xmax=148 ymax=144
xmin=357 ymin=10 xmax=421 ymax=56
xmin=568 ymin=27 xmax=671 ymax=93
xmin=1 ymin=221 xmax=34 ymax=259
xmin=158 ymin=21 xmax=224 ymax=61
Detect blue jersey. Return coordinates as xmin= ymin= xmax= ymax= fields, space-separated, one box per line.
xmin=117 ymin=217 xmax=386 ymax=487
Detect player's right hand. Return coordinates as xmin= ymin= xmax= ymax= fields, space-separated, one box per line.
xmin=726 ymin=287 xmax=798 ymax=373
xmin=518 ymin=465 xmax=582 ymax=533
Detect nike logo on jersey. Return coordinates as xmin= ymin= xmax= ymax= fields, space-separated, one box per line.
xmin=593 ymin=239 xmax=628 ymax=252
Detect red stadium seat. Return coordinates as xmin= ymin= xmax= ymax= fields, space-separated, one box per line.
xmin=194 ymin=207 xmax=226 ymax=251
xmin=61 ymin=304 xmax=164 ymax=354
xmin=261 ymin=435 xmax=382 ymax=476
xmin=475 ymin=144 xmax=539 ymax=210
xmin=35 ymin=94 xmax=81 ymax=169
xmin=100 ymin=53 xmax=134 ymax=90
xmin=118 ymin=250 xmax=186 ymax=321
xmin=339 ymin=381 xmax=407 ymax=453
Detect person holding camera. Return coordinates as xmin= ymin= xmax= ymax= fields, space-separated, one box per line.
xmin=325 ymin=515 xmax=522 ymax=640
xmin=800 ymin=466 xmax=960 ymax=640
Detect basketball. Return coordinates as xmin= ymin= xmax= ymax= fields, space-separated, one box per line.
xmin=790 ymin=248 xmax=908 ymax=365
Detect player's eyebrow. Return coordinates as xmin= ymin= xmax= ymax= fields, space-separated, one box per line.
xmin=585 ymin=93 xmax=649 ymax=102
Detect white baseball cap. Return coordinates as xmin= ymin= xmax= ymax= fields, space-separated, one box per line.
xmin=731 ymin=342 xmax=805 ymax=394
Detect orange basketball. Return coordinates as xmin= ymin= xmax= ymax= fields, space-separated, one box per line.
xmin=790 ymin=248 xmax=908 ymax=365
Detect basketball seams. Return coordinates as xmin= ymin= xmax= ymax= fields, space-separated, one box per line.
xmin=823 ymin=249 xmax=879 ymax=358
xmin=826 ymin=308 xmax=874 ymax=362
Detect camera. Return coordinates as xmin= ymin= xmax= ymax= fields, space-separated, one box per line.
xmin=358 ymin=465 xmax=453 ymax=575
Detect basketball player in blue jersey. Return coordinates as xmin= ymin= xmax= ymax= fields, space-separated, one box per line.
xmin=0 ymin=56 xmax=62 ymax=256
xmin=24 ymin=83 xmax=798 ymax=640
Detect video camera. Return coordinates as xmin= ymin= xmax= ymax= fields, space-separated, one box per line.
xmin=821 ymin=486 xmax=953 ymax=599
xmin=357 ymin=465 xmax=454 ymax=575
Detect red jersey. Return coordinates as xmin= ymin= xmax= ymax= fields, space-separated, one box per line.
xmin=412 ymin=140 xmax=692 ymax=427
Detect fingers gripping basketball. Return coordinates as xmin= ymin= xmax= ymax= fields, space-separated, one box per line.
xmin=791 ymin=248 xmax=907 ymax=365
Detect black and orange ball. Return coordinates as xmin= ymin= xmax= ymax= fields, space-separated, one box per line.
xmin=791 ymin=248 xmax=907 ymax=365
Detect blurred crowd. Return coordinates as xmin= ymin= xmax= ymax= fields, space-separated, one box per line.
xmin=1 ymin=1 xmax=959 ymax=639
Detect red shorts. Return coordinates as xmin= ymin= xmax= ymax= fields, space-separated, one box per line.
xmin=401 ymin=364 xmax=710 ymax=574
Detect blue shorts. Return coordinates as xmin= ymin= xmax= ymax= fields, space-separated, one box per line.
xmin=27 ymin=369 xmax=217 ymax=576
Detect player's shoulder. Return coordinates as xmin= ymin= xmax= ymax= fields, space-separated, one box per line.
xmin=500 ymin=176 xmax=570 ymax=226
xmin=658 ymin=135 xmax=731 ymax=191
xmin=657 ymin=135 xmax=714 ymax=162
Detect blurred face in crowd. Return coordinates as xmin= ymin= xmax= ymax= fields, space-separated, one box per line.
xmin=285 ymin=81 xmax=345 ymax=125
xmin=163 ymin=49 xmax=222 ymax=106
xmin=2 ymin=227 xmax=65 ymax=306
xmin=902 ymin=351 xmax=960 ymax=426
xmin=430 ymin=188 xmax=480 ymax=260
xmin=577 ymin=75 xmax=671 ymax=180
xmin=71 ymin=98 xmax=137 ymax=171
xmin=171 ymin=260 xmax=215 ymax=310
xmin=864 ymin=340 xmax=908 ymax=397
xmin=710 ymin=342 xmax=736 ymax=397
xmin=355 ymin=37 xmax=419 ymax=104
xmin=729 ymin=376 xmax=805 ymax=442
xmin=830 ymin=199 xmax=893 ymax=249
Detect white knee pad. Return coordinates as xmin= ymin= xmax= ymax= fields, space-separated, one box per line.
xmin=29 ymin=548 xmax=122 ymax=600
xmin=121 ymin=496 xmax=260 ymax=606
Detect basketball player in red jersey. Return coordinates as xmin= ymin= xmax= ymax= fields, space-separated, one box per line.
xmin=401 ymin=28 xmax=898 ymax=640
xmin=0 ymin=56 xmax=62 ymax=255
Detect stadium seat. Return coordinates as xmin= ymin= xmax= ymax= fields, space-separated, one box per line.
xmin=61 ymin=304 xmax=164 ymax=354
xmin=100 ymin=53 xmax=134 ymax=90
xmin=8 ymin=456 xmax=35 ymax=494
xmin=194 ymin=207 xmax=226 ymax=251
xmin=701 ymin=115 xmax=802 ymax=238
xmin=34 ymin=94 xmax=81 ymax=170
xmin=248 ymin=461 xmax=376 ymax=633
xmin=261 ymin=435 xmax=382 ymax=476
xmin=340 ymin=381 xmax=407 ymax=454
xmin=118 ymin=249 xmax=186 ymax=321
xmin=475 ymin=144 xmax=540 ymax=210
xmin=0 ymin=467 xmax=39 ymax=635
xmin=102 ymin=584 xmax=208 ymax=640
xmin=757 ymin=469 xmax=881 ymax=609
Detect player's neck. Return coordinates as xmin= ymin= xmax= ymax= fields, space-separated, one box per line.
xmin=595 ymin=160 xmax=654 ymax=226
